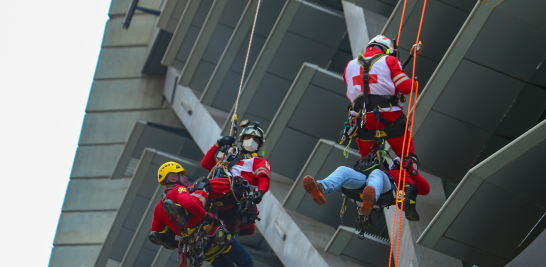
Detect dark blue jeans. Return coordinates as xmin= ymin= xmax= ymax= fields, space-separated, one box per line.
xmin=211 ymin=239 xmax=253 ymax=267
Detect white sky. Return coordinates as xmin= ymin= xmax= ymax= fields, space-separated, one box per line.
xmin=0 ymin=1 xmax=111 ymax=265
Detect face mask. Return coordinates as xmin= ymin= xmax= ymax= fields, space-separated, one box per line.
xmin=242 ymin=138 xmax=259 ymax=152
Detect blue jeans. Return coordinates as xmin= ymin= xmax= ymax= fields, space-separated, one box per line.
xmin=317 ymin=167 xmax=391 ymax=201
xmin=211 ymin=239 xmax=253 ymax=267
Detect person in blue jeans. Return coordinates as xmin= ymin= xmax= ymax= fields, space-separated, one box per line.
xmin=211 ymin=238 xmax=253 ymax=267
xmin=302 ymin=167 xmax=392 ymax=216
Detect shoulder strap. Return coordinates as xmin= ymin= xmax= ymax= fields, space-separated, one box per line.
xmin=357 ymin=54 xmax=385 ymax=103
xmin=227 ymin=155 xmax=244 ymax=170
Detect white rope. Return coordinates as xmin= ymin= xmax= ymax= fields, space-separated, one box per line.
xmin=230 ymin=0 xmax=262 ymax=135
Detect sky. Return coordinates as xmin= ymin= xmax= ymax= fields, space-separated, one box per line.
xmin=0 ymin=1 xmax=111 ymax=265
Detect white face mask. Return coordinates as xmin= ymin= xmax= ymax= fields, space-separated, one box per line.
xmin=242 ymin=138 xmax=259 ymax=152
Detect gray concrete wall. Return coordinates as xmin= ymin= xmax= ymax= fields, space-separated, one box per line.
xmin=49 ymin=0 xmax=179 ymax=265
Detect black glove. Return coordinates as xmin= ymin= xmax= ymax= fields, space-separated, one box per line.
xmin=252 ymin=190 xmax=264 ymax=204
xmin=202 ymin=212 xmax=220 ymax=225
xmin=217 ymin=136 xmax=235 ymax=147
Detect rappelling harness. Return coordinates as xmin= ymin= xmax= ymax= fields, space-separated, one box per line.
xmin=339 ymin=140 xmax=402 ymax=239
xmin=208 ymin=142 xmax=261 ymax=236
xmin=160 ymin=186 xmax=234 ymax=267
xmin=176 ymin=221 xmax=234 ymax=267
xmin=337 ymin=42 xmax=423 ymax=148
xmin=338 ymin=54 xmax=408 ymax=147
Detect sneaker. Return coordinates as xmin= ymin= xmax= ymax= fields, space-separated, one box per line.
xmin=359 ymin=186 xmax=376 ymax=215
xmin=398 ymin=184 xmax=420 ymax=221
xmin=163 ymin=199 xmax=189 ymax=226
xmin=149 ymin=229 xmax=178 ymax=250
xmin=302 ymin=175 xmax=326 ymax=204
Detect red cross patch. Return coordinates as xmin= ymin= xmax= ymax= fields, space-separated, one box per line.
xmin=353 ymin=73 xmax=377 ymax=92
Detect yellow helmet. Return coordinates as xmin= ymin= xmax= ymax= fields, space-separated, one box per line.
xmin=158 ymin=162 xmax=186 ymax=186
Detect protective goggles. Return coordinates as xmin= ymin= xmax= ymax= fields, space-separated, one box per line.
xmin=239 ymin=120 xmax=264 ymax=139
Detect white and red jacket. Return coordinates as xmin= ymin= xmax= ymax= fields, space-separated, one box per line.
xmin=343 ymin=47 xmax=413 ymax=113
xmin=201 ymin=144 xmax=271 ymax=193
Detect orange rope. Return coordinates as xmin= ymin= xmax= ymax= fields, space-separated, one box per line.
xmin=388 ymin=0 xmax=409 ymax=264
xmin=389 ymin=0 xmax=428 ymax=266
xmin=396 ymin=0 xmax=409 ymax=47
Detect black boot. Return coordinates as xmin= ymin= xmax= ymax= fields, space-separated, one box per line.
xmin=401 ymin=184 xmax=420 ymax=221
xmin=163 ymin=199 xmax=190 ymax=227
xmin=149 ymin=227 xmax=178 ymax=250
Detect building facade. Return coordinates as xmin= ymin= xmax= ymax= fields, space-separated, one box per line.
xmin=50 ymin=0 xmax=546 ymax=266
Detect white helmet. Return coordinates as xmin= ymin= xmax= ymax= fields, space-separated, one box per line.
xmin=367 ymin=35 xmax=395 ymax=55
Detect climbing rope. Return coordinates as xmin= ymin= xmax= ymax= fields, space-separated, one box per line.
xmin=395 ymin=0 xmax=409 ymax=48
xmin=230 ymin=0 xmax=262 ymax=136
xmin=388 ymin=0 xmax=428 ymax=266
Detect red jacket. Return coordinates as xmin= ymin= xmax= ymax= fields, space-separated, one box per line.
xmin=344 ymin=47 xmax=412 ymax=103
xmin=201 ymin=144 xmax=271 ymax=193
xmin=150 ymin=185 xmax=209 ymax=235
xmin=344 ymin=47 xmax=414 ymax=129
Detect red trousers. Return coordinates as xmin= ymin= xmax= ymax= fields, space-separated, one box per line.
xmin=209 ymin=178 xmax=257 ymax=236
xmin=387 ymin=169 xmax=430 ymax=196
xmin=357 ymin=111 xmax=415 ymax=158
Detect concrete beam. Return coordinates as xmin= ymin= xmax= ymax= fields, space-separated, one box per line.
xmin=165 ymin=67 xmax=225 ymax=153
xmin=54 ymin=211 xmax=117 ymax=245
xmin=120 ymin=185 xmax=163 ymax=266
xmin=94 ymin=47 xmax=149 ymax=79
xmin=103 ymin=15 xmax=158 ymax=47
xmin=264 ymin=63 xmax=348 ymax=179
xmin=257 ymin=192 xmax=363 ymax=267
xmin=109 ymin=0 xmax=163 ymax=17
xmin=157 ymin=0 xmax=189 ymax=33
xmin=150 ymin=247 xmax=173 ymax=267
xmin=178 ymin=0 xmax=229 ymax=87
xmin=78 ymin=110 xmax=183 ymax=145
xmin=219 ymin=0 xmax=303 ymax=134
xmin=49 ymin=245 xmax=102 ymax=267
xmin=342 ymin=0 xmax=369 ymax=57
xmin=200 ymin=0 xmax=260 ymax=105
xmin=325 ymin=226 xmax=391 ymax=267
xmin=87 ymin=77 xmax=166 ymax=112
xmin=412 ymin=0 xmax=501 ymax=137
xmin=386 ymin=173 xmax=463 ymax=267
xmin=381 ymin=0 xmax=419 ymax=38
xmin=110 ymin=121 xmax=200 ymax=179
xmin=70 ymin=145 xmax=124 ymax=178
xmin=162 ymin=0 xmax=210 ymax=67
xmin=417 ymin=119 xmax=546 ymax=266
xmin=62 ymin=178 xmax=131 ymax=211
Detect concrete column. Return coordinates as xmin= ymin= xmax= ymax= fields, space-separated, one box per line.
xmin=385 ymin=173 xmax=463 ymax=267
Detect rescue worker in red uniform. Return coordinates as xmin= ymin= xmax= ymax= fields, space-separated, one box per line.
xmin=344 ymin=34 xmax=415 ymax=160
xmin=148 ymin=162 xmax=255 ymax=267
xmin=149 ymin=162 xmax=219 ymax=249
xmin=201 ymin=121 xmax=271 ymax=235
xmin=343 ymin=35 xmax=427 ymax=211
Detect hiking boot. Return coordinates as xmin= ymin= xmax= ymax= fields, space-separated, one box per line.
xmin=149 ymin=228 xmax=178 ymax=250
xmin=398 ymin=184 xmax=420 ymax=221
xmin=359 ymin=186 xmax=376 ymax=215
xmin=163 ymin=199 xmax=189 ymax=226
xmin=302 ymin=175 xmax=326 ymax=204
